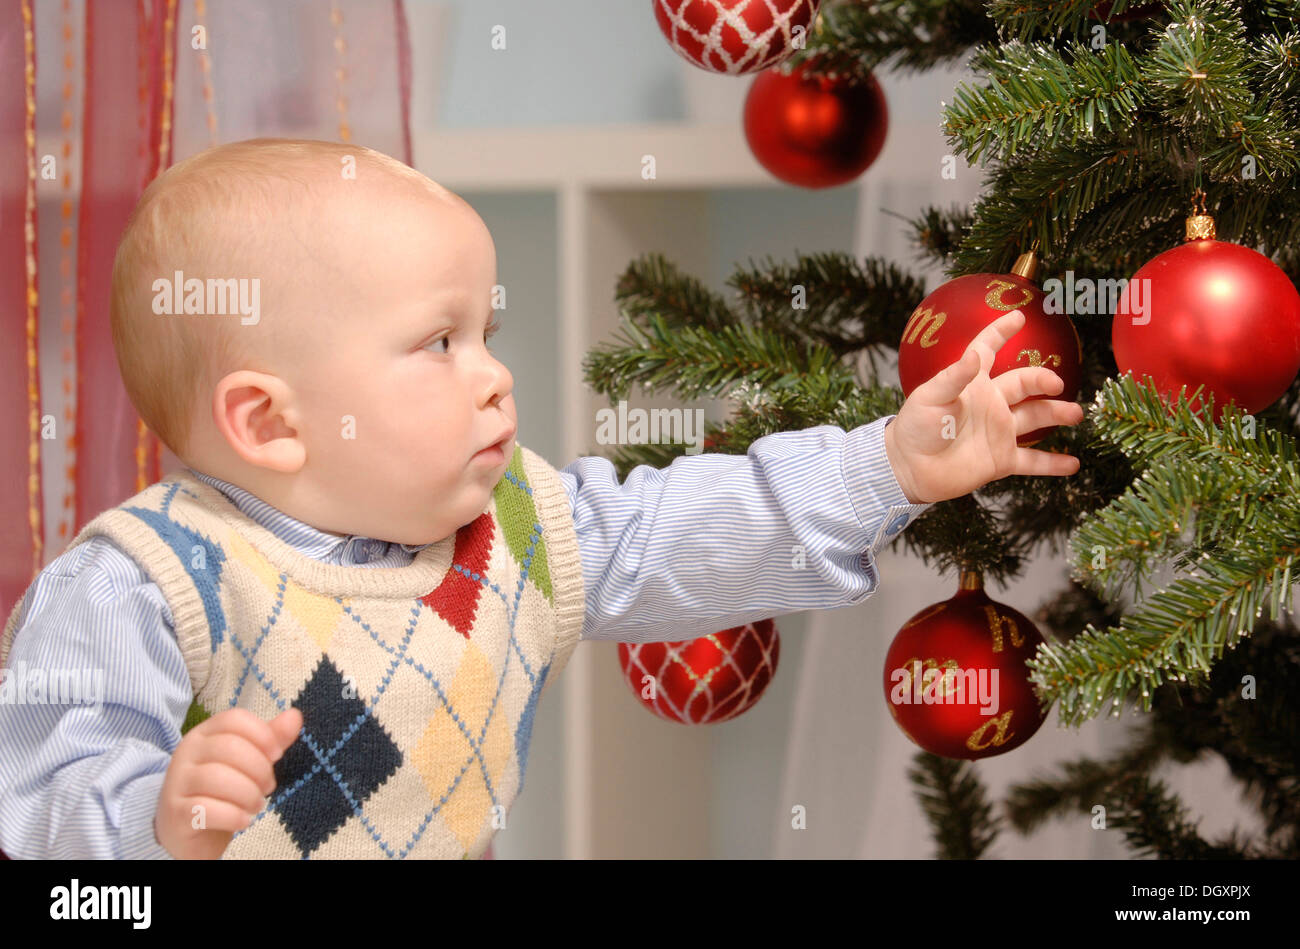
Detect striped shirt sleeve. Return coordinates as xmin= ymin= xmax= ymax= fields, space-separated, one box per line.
xmin=0 ymin=538 xmax=185 ymax=859
xmin=557 ymin=416 xmax=930 ymax=643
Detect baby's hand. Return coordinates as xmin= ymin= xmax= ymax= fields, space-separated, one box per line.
xmin=154 ymin=706 xmax=302 ymax=859
xmin=883 ymin=309 xmax=1083 ymax=504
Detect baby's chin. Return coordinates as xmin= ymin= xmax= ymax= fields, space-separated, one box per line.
xmin=402 ymin=500 xmax=497 ymax=547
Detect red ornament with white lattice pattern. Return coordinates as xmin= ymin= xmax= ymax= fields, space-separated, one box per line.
xmin=618 ymin=619 xmax=780 ymax=723
xmin=652 ymin=0 xmax=821 ymax=75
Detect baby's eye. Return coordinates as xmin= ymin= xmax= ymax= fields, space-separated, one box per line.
xmin=424 ymin=315 xmax=503 ymax=354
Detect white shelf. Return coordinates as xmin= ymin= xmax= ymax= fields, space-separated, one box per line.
xmin=415 ymin=122 xmax=778 ymax=190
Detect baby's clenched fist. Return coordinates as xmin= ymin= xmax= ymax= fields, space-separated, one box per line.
xmin=154 ymin=706 xmax=302 ymax=859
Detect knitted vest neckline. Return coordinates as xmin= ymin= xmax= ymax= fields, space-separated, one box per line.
xmin=169 ymin=470 xmax=454 ymax=598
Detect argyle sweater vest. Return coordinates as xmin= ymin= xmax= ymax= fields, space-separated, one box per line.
xmin=0 ymin=444 xmax=584 ymax=859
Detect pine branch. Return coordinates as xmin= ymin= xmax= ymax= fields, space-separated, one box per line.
xmin=1027 ymin=377 xmax=1300 ymax=727
xmin=1009 ymin=619 xmax=1300 ymax=855
xmin=989 ymin=0 xmax=1169 ymax=38
xmin=582 ymin=311 xmax=858 ymax=403
xmin=1150 ymin=619 xmax=1300 ymax=847
xmin=902 ymin=204 xmax=975 ymax=267
xmin=1257 ymin=31 xmax=1300 ymax=111
xmin=787 ymin=0 xmax=997 ymax=78
xmin=1002 ymin=728 xmax=1168 ymax=834
xmin=908 ymin=751 xmax=1001 ymax=859
xmin=897 ymin=493 xmax=1022 ymax=584
xmin=1141 ymin=0 xmax=1253 ymax=136
xmin=1078 ymin=374 xmax=1298 ymax=486
xmin=943 ymin=40 xmax=1145 ymax=165
xmin=613 ymin=253 xmax=736 ymax=333
xmin=728 ymin=252 xmax=922 ymax=378
xmin=1106 ymin=773 xmax=1251 ymax=858
xmin=948 ymin=130 xmax=1171 ymax=275
xmin=1032 ymin=578 xmax=1128 ymax=644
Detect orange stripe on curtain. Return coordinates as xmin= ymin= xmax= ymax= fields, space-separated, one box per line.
xmin=0 ymin=0 xmax=43 ymax=618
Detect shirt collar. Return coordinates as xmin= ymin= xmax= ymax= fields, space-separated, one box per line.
xmin=183 ymin=468 xmax=430 ymax=565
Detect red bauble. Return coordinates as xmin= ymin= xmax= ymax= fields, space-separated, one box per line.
xmin=618 ymin=619 xmax=779 ymax=724
xmin=897 ymin=262 xmax=1082 ymax=444
xmin=1111 ymin=236 xmax=1300 ymax=418
xmin=653 ymin=0 xmax=821 ymax=75
xmin=882 ymin=573 xmax=1048 ymax=760
xmin=744 ymin=62 xmax=888 ymax=189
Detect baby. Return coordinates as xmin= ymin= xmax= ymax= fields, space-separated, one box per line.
xmin=0 ymin=139 xmax=1082 ymax=860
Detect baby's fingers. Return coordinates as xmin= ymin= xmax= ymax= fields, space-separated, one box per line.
xmin=914 ymin=348 xmax=979 ymax=404
xmin=180 ymin=761 xmax=269 ymax=817
xmin=1012 ymin=447 xmax=1080 ymax=477
xmin=186 ymin=796 xmax=255 ymax=835
xmin=968 ymin=310 xmax=1028 ymax=372
xmin=995 ymin=365 xmax=1064 ymax=405
xmin=1012 ymin=399 xmax=1084 ymax=436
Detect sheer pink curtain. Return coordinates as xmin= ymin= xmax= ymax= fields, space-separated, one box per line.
xmin=1 ymin=0 xmax=413 ymax=612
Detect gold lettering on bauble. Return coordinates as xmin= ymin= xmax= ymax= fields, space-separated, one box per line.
xmin=983 ymin=605 xmax=1024 ymax=653
xmin=984 ymin=278 xmax=1034 ymax=311
xmin=899 ymin=656 xmax=962 ymax=698
xmin=966 ymin=710 xmax=1016 ymax=751
xmin=1017 ymin=349 xmax=1061 ymax=368
xmin=903 ymin=306 xmax=945 ymax=348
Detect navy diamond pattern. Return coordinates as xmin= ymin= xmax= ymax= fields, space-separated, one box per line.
xmin=271 ymin=657 xmax=403 ymax=856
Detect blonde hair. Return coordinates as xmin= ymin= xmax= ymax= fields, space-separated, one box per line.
xmin=109 ymin=137 xmax=447 ymax=461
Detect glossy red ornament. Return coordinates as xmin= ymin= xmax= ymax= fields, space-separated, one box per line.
xmin=653 ymin=0 xmax=821 ymax=75
xmin=1111 ymin=231 xmax=1300 ymax=418
xmin=882 ymin=572 xmax=1048 ymax=760
xmin=897 ymin=257 xmax=1082 ymax=444
xmin=744 ymin=62 xmax=888 ymax=189
xmin=618 ymin=619 xmax=779 ymax=724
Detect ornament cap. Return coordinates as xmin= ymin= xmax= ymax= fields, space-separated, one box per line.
xmin=1010 ymin=249 xmax=1040 ymax=282
xmin=1185 ymin=213 xmax=1217 ymax=241
xmin=958 ymin=569 xmax=983 ymax=591
xmin=1186 ymin=188 xmax=1216 ymax=241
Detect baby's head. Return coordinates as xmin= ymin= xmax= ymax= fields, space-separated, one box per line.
xmin=110 ymin=138 xmax=516 ymax=546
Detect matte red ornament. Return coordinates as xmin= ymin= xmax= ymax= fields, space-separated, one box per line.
xmin=882 ymin=572 xmax=1048 ymax=760
xmin=618 ymin=619 xmax=779 ymax=724
xmin=1111 ymin=212 xmax=1300 ymax=419
xmin=897 ymin=252 xmax=1082 ymax=444
xmin=744 ymin=61 xmax=888 ymax=189
xmin=653 ymin=0 xmax=821 ymax=75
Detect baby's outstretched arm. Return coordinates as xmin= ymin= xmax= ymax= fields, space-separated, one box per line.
xmin=558 ymin=417 xmax=929 ymax=643
xmin=558 ymin=311 xmax=1082 ymax=644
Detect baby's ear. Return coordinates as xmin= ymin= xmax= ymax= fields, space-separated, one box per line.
xmin=211 ymin=370 xmax=306 ymax=474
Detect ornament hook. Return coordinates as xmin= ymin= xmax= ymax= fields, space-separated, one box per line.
xmin=1186 ymin=188 xmax=1216 ymax=241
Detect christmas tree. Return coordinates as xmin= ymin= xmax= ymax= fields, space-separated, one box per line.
xmin=590 ymin=0 xmax=1300 ymax=858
